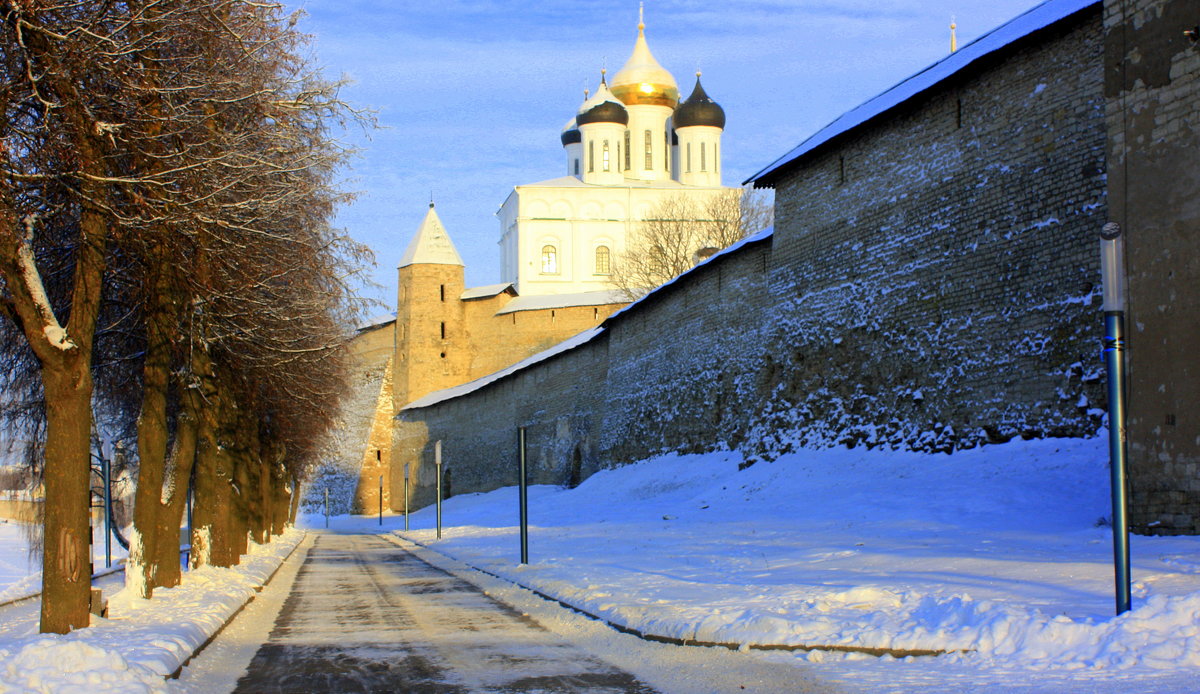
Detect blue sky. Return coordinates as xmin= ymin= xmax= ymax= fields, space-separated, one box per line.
xmin=285 ymin=1 xmax=1044 ymax=308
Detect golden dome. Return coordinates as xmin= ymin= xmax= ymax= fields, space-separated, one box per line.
xmin=610 ymin=22 xmax=679 ymax=108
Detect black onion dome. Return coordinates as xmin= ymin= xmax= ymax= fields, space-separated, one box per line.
xmin=673 ymin=75 xmax=725 ymax=129
xmin=560 ymin=117 xmax=581 ymax=146
xmin=576 ymin=98 xmax=629 ymax=126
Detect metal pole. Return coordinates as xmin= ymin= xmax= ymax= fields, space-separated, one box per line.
xmin=378 ymin=475 xmax=383 ymax=526
xmin=435 ymin=440 xmax=443 ymax=540
xmin=102 ymin=445 xmax=112 ymax=569
xmin=1101 ymin=221 xmax=1131 ymax=615
xmin=324 ymin=487 xmax=329 ymax=529
xmin=518 ymin=427 xmax=528 ymax=565
xmin=404 ymin=464 xmax=410 ymax=532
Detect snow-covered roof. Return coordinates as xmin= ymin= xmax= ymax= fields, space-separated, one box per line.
xmin=356 ymin=313 xmax=396 ymax=332
xmin=495 ymin=290 xmax=627 ymax=315
xmin=515 ymin=175 xmax=721 ymax=190
xmin=402 ymin=327 xmax=605 ymax=411
xmin=745 ymin=0 xmax=1099 ymax=186
xmin=400 ymin=230 xmax=772 ymax=413
xmin=399 ymin=204 xmax=464 ymax=268
xmin=461 ymin=283 xmax=514 ymax=300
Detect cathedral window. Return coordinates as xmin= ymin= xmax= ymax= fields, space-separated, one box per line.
xmin=665 ymin=131 xmax=670 ymax=172
xmin=644 ymin=129 xmax=652 ymax=170
xmin=686 ymin=143 xmax=691 ymax=172
xmin=594 ymin=245 xmax=611 ymax=275
xmin=574 ymin=158 xmax=580 ymax=176
xmin=602 ymin=140 xmax=611 ymax=172
xmin=541 ymin=245 xmax=558 ymax=274
xmin=624 ymin=130 xmax=631 ymax=170
xmin=588 ymin=141 xmax=594 ymax=172
xmin=701 ymin=142 xmax=707 ymax=172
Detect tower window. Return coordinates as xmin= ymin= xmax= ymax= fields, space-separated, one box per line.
xmin=686 ymin=142 xmax=691 ymax=172
xmin=594 ymin=245 xmax=611 ymax=275
xmin=644 ymin=129 xmax=652 ymax=170
xmin=439 ymin=284 xmax=445 ymax=302
xmin=541 ymin=245 xmax=558 ymax=274
xmin=440 ymin=322 xmax=445 ymax=339
xmin=624 ymin=130 xmax=631 ymax=170
xmin=588 ymin=141 xmax=594 ymax=172
xmin=701 ymin=142 xmax=706 ymax=172
xmin=574 ymin=158 xmax=580 ymax=176
xmin=665 ymin=131 xmax=670 ymax=172
xmin=602 ymin=140 xmax=611 ymax=172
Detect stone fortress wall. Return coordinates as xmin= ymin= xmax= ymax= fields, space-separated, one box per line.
xmin=393 ymin=6 xmax=1119 ymax=512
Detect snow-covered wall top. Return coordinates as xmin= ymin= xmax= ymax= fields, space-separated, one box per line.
xmin=745 ymin=0 xmax=1100 ymax=187
xmin=401 ymin=228 xmax=774 ymax=412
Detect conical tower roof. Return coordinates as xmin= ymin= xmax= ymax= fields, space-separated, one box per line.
xmin=399 ymin=203 xmax=463 ymax=268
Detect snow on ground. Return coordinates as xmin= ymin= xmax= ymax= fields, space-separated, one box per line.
xmin=0 ymin=529 xmax=302 ymax=693
xmin=0 ymin=521 xmax=128 ymax=605
xmin=316 ymin=434 xmax=1200 ymax=692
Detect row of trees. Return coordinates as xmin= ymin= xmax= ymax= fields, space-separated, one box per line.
xmin=608 ymin=188 xmax=773 ymax=300
xmin=0 ymin=1 xmax=368 ymax=633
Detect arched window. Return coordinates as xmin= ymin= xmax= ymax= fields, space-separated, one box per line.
xmin=644 ymin=129 xmax=652 ymax=170
xmin=701 ymin=142 xmax=707 ymax=172
xmin=624 ymin=130 xmax=631 ymax=170
xmin=686 ymin=142 xmax=692 ymax=172
xmin=573 ymin=158 xmax=580 ymax=176
xmin=602 ymin=140 xmax=611 ymax=172
xmin=588 ymin=141 xmax=594 ymax=173
xmin=541 ymin=245 xmax=558 ymax=274
xmin=594 ymin=245 xmax=611 ymax=275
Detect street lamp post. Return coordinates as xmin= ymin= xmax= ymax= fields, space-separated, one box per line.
xmin=518 ymin=427 xmax=529 ymax=565
xmin=1101 ymin=221 xmax=1131 ymax=616
xmin=404 ymin=463 xmax=410 ymax=532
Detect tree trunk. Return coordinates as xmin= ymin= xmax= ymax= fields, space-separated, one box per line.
xmin=153 ymin=400 xmax=198 ymax=589
xmin=287 ymin=470 xmax=302 ymax=525
xmin=128 ymin=264 xmax=173 ymax=598
xmin=39 ymin=364 xmax=96 ymax=633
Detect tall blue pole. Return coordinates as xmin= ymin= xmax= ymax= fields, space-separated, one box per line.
xmin=435 ymin=440 xmax=443 ymax=540
xmin=102 ymin=446 xmax=111 ymax=569
xmin=518 ymin=427 xmax=528 ymax=565
xmin=1101 ymin=221 xmax=1131 ymax=615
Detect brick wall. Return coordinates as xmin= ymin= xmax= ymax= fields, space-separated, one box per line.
xmin=1104 ymin=0 xmax=1200 ymax=534
xmin=392 ymin=8 xmax=1122 ymax=514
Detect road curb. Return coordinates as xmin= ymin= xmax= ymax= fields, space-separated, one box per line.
xmin=168 ymin=532 xmax=310 ymax=679
xmin=388 ymin=533 xmax=960 ymax=660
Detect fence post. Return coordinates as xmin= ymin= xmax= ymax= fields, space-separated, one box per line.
xmin=518 ymin=427 xmax=528 ymax=565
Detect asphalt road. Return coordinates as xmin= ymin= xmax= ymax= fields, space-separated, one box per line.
xmin=230 ymin=533 xmax=658 ymax=693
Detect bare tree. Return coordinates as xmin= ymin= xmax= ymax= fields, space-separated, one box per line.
xmin=608 ymin=188 xmax=772 ymax=300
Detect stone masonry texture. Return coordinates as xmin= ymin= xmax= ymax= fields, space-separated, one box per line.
xmin=1104 ymin=0 xmax=1200 ymax=534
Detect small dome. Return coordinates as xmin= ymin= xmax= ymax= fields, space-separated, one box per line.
xmin=560 ymin=116 xmax=581 ymax=146
xmin=673 ymin=74 xmax=725 ymax=129
xmin=611 ymin=23 xmax=679 ymax=108
xmin=576 ymin=78 xmax=629 ymax=126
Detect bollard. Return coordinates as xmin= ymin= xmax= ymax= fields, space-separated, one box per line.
xmin=435 ymin=440 xmax=443 ymax=540
xmin=518 ymin=427 xmax=529 ymax=565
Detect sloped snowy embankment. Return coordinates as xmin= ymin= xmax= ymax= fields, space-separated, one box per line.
xmin=388 ymin=436 xmax=1200 ymax=678
xmin=0 ymin=528 xmax=303 ymax=693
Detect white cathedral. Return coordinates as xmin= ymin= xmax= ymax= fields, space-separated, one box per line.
xmin=496 ymin=12 xmax=736 ymax=299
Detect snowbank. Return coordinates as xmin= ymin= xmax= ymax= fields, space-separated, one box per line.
xmin=386 ymin=435 xmax=1200 ymax=681
xmin=0 ymin=528 xmax=304 ymax=692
